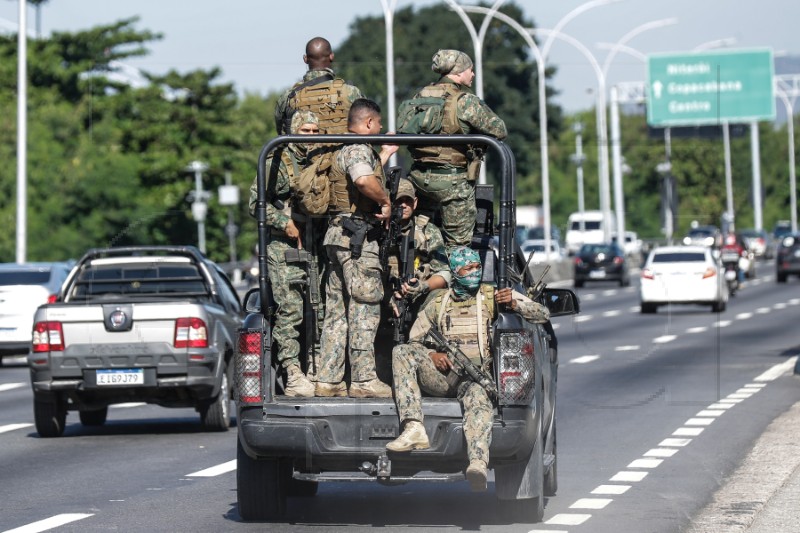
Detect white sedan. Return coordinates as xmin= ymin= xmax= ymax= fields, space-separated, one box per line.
xmin=521 ymin=239 xmax=564 ymax=262
xmin=640 ymin=245 xmax=728 ymax=314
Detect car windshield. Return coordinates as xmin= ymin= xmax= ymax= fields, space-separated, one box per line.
xmin=571 ymin=220 xmax=601 ymax=231
xmin=0 ymin=271 xmax=51 ymax=286
xmin=652 ymin=252 xmax=706 ymax=263
xmin=582 ymin=245 xmax=614 ymax=255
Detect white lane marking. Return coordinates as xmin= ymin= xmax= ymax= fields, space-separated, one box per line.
xmin=745 ymin=383 xmax=767 ymax=388
xmin=582 ymin=294 xmax=596 ymax=301
xmin=737 ymin=387 xmax=760 ymax=394
xmin=570 ymin=355 xmax=600 ymax=364
xmin=754 ymin=357 xmax=798 ymax=381
xmin=685 ymin=418 xmax=714 ymax=426
xmin=592 ymin=484 xmax=631 ymax=495
xmin=735 ymin=312 xmax=753 ymax=320
xmin=602 ymin=290 xmax=617 ymax=296
xmin=653 ymin=335 xmax=676 ymax=344
xmin=529 ymin=530 xmax=568 ymax=533
xmin=727 ymin=393 xmax=753 ymax=400
xmin=659 ymin=438 xmax=692 ymax=447
xmin=570 ymin=498 xmax=613 ymax=509
xmin=628 ymin=306 xmax=640 ymax=312
xmin=718 ymin=398 xmax=743 ymax=404
xmin=696 ymin=410 xmax=726 ymax=418
xmin=3 ymin=514 xmax=94 ymax=533
xmin=602 ymin=310 xmax=621 ymax=317
xmin=673 ymin=427 xmax=704 ymax=436
xmin=186 ymin=459 xmax=237 ymax=477
xmin=0 ymin=423 xmax=33 ymax=434
xmin=615 ymin=345 xmax=640 ymax=351
xmin=610 ymin=471 xmax=648 ymax=482
xmin=627 ymin=458 xmax=663 ymax=469
xmin=790 ymin=298 xmax=800 ymax=305
xmin=644 ymin=448 xmax=678 ymax=458
xmin=545 ymin=514 xmax=592 ymax=526
xmin=756 ymin=307 xmax=771 ymax=314
xmin=774 ymin=303 xmax=787 ymax=310
xmin=0 ymin=383 xmax=25 ymax=393
xmin=575 ymin=315 xmax=593 ymax=323
xmin=687 ymin=327 xmax=707 ymax=333
xmin=110 ymin=402 xmax=147 ymax=409
xmin=712 ymin=320 xmax=732 ymax=328
xmin=708 ymin=403 xmax=735 ymax=410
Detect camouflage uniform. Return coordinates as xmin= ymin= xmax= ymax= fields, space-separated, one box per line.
xmin=406 ymin=50 xmax=507 ymax=249
xmin=317 ymin=144 xmax=386 ymax=387
xmin=248 ymin=112 xmax=322 ymax=382
xmin=274 ymin=68 xmax=364 ymax=135
xmin=391 ymin=285 xmax=549 ymax=465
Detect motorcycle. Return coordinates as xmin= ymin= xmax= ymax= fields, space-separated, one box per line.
xmin=720 ymin=247 xmax=742 ymax=295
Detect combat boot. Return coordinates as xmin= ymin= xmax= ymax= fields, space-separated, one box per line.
xmin=466 ymin=460 xmax=488 ymax=492
xmin=314 ymin=381 xmax=347 ymax=397
xmin=284 ymin=364 xmax=315 ymax=398
xmin=349 ymin=378 xmax=392 ymax=398
xmin=386 ymin=420 xmax=430 ymax=452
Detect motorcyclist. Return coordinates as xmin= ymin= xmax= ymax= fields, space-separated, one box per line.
xmin=720 ymin=231 xmax=746 ymax=285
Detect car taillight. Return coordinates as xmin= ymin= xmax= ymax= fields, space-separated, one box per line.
xmin=174 ymin=317 xmax=208 ymax=348
xmin=574 ymin=257 xmax=583 ymax=266
xmin=236 ymin=330 xmax=263 ymax=404
xmin=47 ymin=294 xmax=58 ymax=304
xmin=496 ymin=330 xmax=535 ymax=406
xmin=32 ymin=321 xmax=64 ymax=352
xmin=702 ymin=267 xmax=716 ymax=279
xmin=613 ymin=256 xmax=624 ymax=265
xmin=641 ymin=268 xmax=655 ymax=280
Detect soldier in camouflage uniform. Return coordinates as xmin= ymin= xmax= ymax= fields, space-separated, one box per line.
xmin=315 ymin=99 xmax=399 ymax=398
xmin=405 ymin=49 xmax=507 ymax=249
xmin=386 ymin=247 xmax=550 ymax=492
xmin=274 ymin=36 xmax=364 ymax=135
xmin=248 ymin=111 xmax=321 ymax=397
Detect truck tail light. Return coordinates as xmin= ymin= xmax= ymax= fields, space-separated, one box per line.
xmin=174 ymin=317 xmax=208 ymax=348
xmin=496 ymin=330 xmax=535 ymax=406
xmin=236 ymin=330 xmax=263 ymax=404
xmin=32 ymin=321 xmax=65 ymax=352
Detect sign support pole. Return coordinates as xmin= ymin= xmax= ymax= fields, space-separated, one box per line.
xmin=750 ymin=122 xmax=763 ymax=231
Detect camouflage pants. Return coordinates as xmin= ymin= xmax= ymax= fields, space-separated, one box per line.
xmin=392 ymin=343 xmax=493 ymax=464
xmin=267 ymin=239 xmax=306 ymax=369
xmin=410 ymin=171 xmax=475 ymax=250
xmin=317 ymin=233 xmax=384 ymax=384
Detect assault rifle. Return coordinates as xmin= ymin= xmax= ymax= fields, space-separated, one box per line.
xmin=527 ymin=264 xmax=550 ymax=302
xmin=425 ymin=325 xmax=498 ymax=402
xmin=389 ymin=230 xmax=416 ymax=342
xmin=378 ymin=166 xmax=405 ymax=275
xmin=284 ymin=248 xmax=322 ymax=373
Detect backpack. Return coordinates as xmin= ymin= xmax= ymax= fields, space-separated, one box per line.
xmin=285 ymin=148 xmax=334 ymax=216
xmin=396 ymin=84 xmax=461 ymax=135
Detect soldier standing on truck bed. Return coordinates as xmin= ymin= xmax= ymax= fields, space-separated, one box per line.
xmin=314 ymin=98 xmax=399 ymax=398
xmin=386 ymin=246 xmax=550 ymax=491
xmin=399 ymin=49 xmax=507 ymax=250
xmin=274 ymin=36 xmax=364 ymax=135
xmin=248 ymin=110 xmax=321 ymax=397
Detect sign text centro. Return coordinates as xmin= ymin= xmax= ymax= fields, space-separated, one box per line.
xmin=647 ymin=49 xmax=775 ymax=126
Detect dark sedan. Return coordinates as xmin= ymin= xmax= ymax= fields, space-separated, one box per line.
xmin=573 ymin=243 xmax=630 ymax=288
xmin=776 ymin=233 xmax=800 ymax=283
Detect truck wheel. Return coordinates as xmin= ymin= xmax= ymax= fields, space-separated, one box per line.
xmin=34 ymin=393 xmax=67 ymax=438
xmin=201 ymin=359 xmax=232 ymax=431
xmin=544 ymin=420 xmax=558 ymax=497
xmin=79 ymin=407 xmax=108 ymax=426
xmin=237 ymin=438 xmax=288 ymax=521
xmin=495 ymin=413 xmax=546 ymax=522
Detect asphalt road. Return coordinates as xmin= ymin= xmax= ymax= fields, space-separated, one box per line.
xmin=1 ymin=258 xmax=799 ymax=532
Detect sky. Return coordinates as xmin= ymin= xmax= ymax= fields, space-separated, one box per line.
xmin=0 ymin=0 xmax=797 ymax=113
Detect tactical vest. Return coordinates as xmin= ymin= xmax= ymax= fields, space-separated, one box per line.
xmin=328 ymin=146 xmax=386 ymax=215
xmin=287 ymin=76 xmax=351 ymax=134
xmin=435 ymin=285 xmax=495 ymax=365
xmin=408 ymin=83 xmax=468 ymax=168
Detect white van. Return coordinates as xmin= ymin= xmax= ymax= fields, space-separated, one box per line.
xmin=565 ymin=210 xmax=616 ymax=255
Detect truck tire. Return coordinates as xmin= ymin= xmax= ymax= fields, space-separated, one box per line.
xmin=201 ymin=359 xmax=232 ymax=431
xmin=34 ymin=393 xmax=67 ymax=438
xmin=544 ymin=420 xmax=558 ymax=497
xmin=79 ymin=407 xmax=108 ymax=426
xmin=495 ymin=408 xmax=546 ymax=522
xmin=237 ymin=439 xmax=288 ymax=521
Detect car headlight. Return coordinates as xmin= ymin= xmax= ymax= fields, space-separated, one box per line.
xmin=783 ymin=236 xmax=795 ymax=247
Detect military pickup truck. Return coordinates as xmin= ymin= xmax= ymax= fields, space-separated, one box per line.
xmin=28 ymin=246 xmax=244 ymax=437
xmin=235 ymin=134 xmax=579 ymax=522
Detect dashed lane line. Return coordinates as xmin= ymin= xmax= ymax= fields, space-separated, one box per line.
xmin=0 ymin=423 xmax=33 ymax=434
xmin=186 ymin=459 xmax=237 ymax=477
xmin=537 ymin=357 xmax=796 ymax=531
xmin=2 ymin=513 xmax=94 ymax=533
xmin=0 ymin=383 xmax=25 ymax=393
xmin=569 ymin=355 xmax=600 ymax=364
xmin=653 ymin=335 xmax=676 ymax=344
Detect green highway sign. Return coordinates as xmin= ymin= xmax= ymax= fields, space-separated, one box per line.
xmin=647 ymin=48 xmax=775 ymax=126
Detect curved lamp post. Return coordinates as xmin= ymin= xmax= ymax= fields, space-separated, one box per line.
xmin=379 ymin=0 xmax=398 ymax=137
xmin=462 ymin=0 xmax=620 ymax=259
xmin=775 ymin=79 xmax=798 ymax=233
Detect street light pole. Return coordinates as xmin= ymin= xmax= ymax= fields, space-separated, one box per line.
xmin=16 ymin=0 xmax=27 ymax=263
xmin=570 ymin=122 xmax=587 ymax=236
xmin=379 ymin=0 xmax=398 ymax=166
xmin=185 ymin=160 xmax=209 ymax=255
xmin=775 ymin=79 xmax=798 ymax=233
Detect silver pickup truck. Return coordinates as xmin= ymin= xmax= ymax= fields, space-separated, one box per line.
xmin=28 ymin=246 xmax=244 ymax=437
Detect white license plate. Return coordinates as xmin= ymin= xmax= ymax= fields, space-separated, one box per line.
xmin=589 ymin=270 xmax=606 ymax=279
xmin=97 ymin=368 xmax=144 ymax=386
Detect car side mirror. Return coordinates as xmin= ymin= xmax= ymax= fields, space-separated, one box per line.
xmin=243 ymin=288 xmax=260 ymax=313
xmin=542 ymin=287 xmax=580 ymax=317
